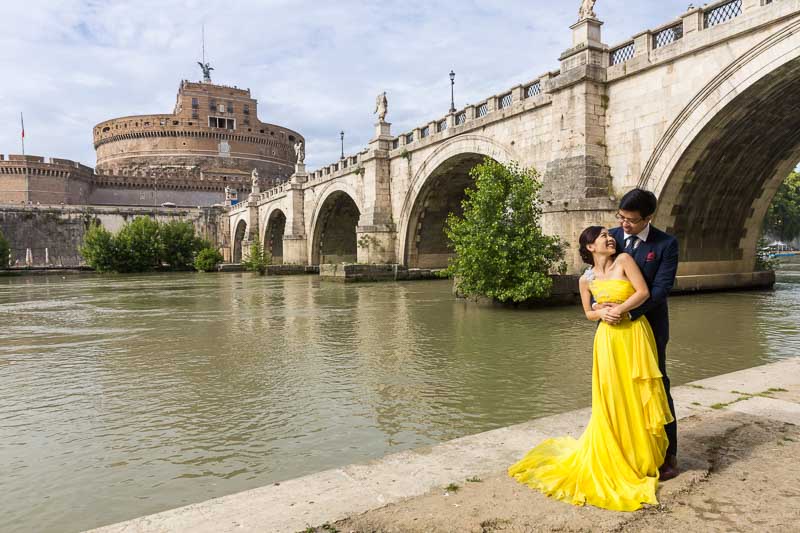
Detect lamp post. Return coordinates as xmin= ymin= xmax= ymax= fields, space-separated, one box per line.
xmin=340 ymin=130 xmax=345 ymax=160
xmin=449 ymin=70 xmax=456 ymax=113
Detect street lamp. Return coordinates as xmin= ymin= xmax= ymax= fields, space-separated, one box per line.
xmin=340 ymin=130 xmax=345 ymax=160
xmin=449 ymin=70 xmax=456 ymax=113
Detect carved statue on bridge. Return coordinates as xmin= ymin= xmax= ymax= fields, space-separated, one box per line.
xmin=294 ymin=141 xmax=305 ymax=164
xmin=375 ymin=92 xmax=388 ymax=122
xmin=251 ymin=168 xmax=260 ymax=190
xmin=578 ymin=0 xmax=597 ymax=20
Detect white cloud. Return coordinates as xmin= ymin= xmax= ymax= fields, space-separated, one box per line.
xmin=1 ymin=0 xmax=691 ymax=169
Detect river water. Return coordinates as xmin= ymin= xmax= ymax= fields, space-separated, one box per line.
xmin=1 ymin=261 xmax=799 ymax=532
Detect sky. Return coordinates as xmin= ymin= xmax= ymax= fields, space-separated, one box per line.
xmin=1 ymin=0 xmax=694 ymax=170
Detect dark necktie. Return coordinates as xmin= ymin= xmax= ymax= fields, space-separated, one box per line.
xmin=625 ymin=235 xmax=638 ymax=254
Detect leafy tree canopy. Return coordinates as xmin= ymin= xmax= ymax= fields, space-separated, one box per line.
xmin=765 ymin=171 xmax=800 ymax=243
xmin=444 ymin=159 xmax=567 ymax=303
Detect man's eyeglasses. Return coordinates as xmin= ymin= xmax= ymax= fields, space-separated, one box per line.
xmin=615 ymin=213 xmax=644 ymax=225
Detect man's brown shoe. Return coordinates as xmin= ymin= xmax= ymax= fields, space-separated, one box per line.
xmin=659 ymin=454 xmax=678 ymax=481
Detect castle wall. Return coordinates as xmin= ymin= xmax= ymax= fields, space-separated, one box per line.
xmin=0 ymin=155 xmax=94 ymax=206
xmin=0 ymin=205 xmax=228 ymax=267
xmin=88 ymin=186 xmax=223 ymax=207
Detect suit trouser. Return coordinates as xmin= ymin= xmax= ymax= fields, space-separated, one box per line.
xmin=656 ymin=339 xmax=678 ymax=457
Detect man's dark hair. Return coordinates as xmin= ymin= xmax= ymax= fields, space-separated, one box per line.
xmin=619 ymin=188 xmax=658 ymax=218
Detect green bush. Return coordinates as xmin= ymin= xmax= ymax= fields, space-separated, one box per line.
xmin=194 ymin=247 xmax=223 ymax=272
xmin=80 ymin=217 xmax=212 ymax=273
xmin=114 ymin=216 xmax=161 ymax=273
xmin=80 ymin=223 xmax=118 ymax=272
xmin=0 ymin=228 xmax=10 ymax=268
xmin=160 ymin=220 xmax=204 ymax=270
xmin=443 ymin=159 xmax=567 ymax=303
xmin=242 ymin=241 xmax=271 ymax=275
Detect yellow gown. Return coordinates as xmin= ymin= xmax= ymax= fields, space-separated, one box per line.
xmin=508 ymin=279 xmax=674 ymax=512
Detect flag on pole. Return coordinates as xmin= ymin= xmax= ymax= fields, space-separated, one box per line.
xmin=20 ymin=112 xmax=26 ymax=156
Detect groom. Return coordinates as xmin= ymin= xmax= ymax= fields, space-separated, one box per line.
xmin=602 ymin=188 xmax=680 ymax=480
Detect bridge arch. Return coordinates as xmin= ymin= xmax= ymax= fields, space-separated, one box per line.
xmin=309 ymin=183 xmax=362 ymax=265
xmin=640 ymin=20 xmax=800 ymax=271
xmin=399 ymin=135 xmax=518 ymax=268
xmin=262 ymin=207 xmax=287 ymax=265
xmin=232 ymin=219 xmax=247 ymax=263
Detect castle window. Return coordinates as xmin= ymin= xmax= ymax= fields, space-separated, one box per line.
xmin=288 ymin=135 xmax=295 ymax=142
xmin=209 ymin=117 xmax=236 ymax=130
xmin=217 ymin=103 xmax=225 ymax=114
xmin=191 ymin=98 xmax=199 ymax=109
xmin=243 ymin=104 xmax=250 ymax=115
xmin=209 ymin=98 xmax=217 ymax=111
xmin=244 ymin=117 xmax=250 ymax=126
xmin=226 ymin=101 xmax=233 ymax=113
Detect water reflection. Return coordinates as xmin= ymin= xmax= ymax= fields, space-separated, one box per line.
xmin=0 ymin=266 xmax=798 ymax=532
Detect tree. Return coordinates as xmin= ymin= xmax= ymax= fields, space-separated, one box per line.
xmin=444 ymin=159 xmax=567 ymax=303
xmin=765 ymin=171 xmax=800 ymax=243
xmin=114 ymin=216 xmax=161 ymax=273
xmin=194 ymin=247 xmax=224 ymax=272
xmin=160 ymin=220 xmax=204 ymax=270
xmin=242 ymin=241 xmax=271 ymax=275
xmin=0 ymin=228 xmax=10 ymax=268
xmin=80 ymin=223 xmax=118 ymax=272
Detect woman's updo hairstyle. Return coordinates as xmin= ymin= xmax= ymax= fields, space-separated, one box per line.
xmin=579 ymin=226 xmax=605 ymax=266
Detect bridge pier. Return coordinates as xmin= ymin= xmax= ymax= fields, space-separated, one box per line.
xmin=282 ymin=167 xmax=310 ymax=265
xmin=354 ymin=122 xmax=398 ymax=264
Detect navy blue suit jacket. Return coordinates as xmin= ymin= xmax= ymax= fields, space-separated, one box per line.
xmin=610 ymin=225 xmax=679 ymax=347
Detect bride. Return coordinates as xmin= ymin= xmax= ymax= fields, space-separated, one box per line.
xmin=508 ymin=226 xmax=674 ymax=512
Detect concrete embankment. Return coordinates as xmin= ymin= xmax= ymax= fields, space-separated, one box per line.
xmin=88 ymin=357 xmax=800 ymax=533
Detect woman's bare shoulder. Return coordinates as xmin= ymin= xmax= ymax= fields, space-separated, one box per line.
xmin=615 ymin=252 xmax=634 ymax=264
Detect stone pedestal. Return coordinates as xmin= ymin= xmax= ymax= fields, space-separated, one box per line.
xmin=373 ymin=121 xmax=392 ymax=142
xmin=571 ymin=17 xmax=603 ymax=47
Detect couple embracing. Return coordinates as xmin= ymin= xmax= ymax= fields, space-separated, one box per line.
xmin=509 ymin=188 xmax=680 ymax=512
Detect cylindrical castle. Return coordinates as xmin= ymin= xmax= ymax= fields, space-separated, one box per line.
xmin=93 ymin=80 xmax=303 ymax=199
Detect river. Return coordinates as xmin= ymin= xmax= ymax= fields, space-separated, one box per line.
xmin=1 ymin=260 xmax=798 ymax=532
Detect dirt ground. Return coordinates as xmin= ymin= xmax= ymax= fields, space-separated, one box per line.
xmin=313 ymin=411 xmax=800 ymax=533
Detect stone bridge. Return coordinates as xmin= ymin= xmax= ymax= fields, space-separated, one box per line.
xmin=229 ymin=0 xmax=800 ymax=287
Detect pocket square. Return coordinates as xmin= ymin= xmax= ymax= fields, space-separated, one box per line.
xmin=646 ymin=251 xmax=656 ymax=262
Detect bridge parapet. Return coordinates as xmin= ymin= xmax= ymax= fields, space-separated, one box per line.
xmin=607 ymin=0 xmax=784 ymax=80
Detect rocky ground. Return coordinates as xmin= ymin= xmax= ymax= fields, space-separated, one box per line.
xmin=314 ymin=406 xmax=800 ymax=532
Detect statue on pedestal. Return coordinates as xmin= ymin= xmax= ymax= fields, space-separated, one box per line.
xmin=251 ymin=168 xmax=260 ymax=191
xmin=374 ymin=92 xmax=388 ymax=122
xmin=294 ymin=141 xmax=305 ymax=164
xmin=578 ymin=0 xmax=597 ymax=20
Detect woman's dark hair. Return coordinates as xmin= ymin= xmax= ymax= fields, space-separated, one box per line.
xmin=579 ymin=226 xmax=605 ymax=266
xmin=619 ymin=188 xmax=658 ymax=218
